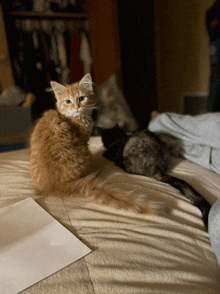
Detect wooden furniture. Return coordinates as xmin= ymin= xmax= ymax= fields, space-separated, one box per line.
xmin=85 ymin=0 xmax=122 ymax=86
xmin=0 ymin=5 xmax=14 ymax=91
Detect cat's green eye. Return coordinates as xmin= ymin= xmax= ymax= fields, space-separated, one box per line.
xmin=66 ymin=99 xmax=71 ymax=104
xmin=79 ymin=96 xmax=85 ymax=102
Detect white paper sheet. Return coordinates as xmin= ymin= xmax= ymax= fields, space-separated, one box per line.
xmin=0 ymin=198 xmax=92 ymax=294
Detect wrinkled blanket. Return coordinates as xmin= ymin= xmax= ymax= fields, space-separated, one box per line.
xmin=1 ymin=137 xmax=220 ymax=293
xmin=148 ymin=112 xmax=220 ymax=174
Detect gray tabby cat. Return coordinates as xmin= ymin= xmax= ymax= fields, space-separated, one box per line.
xmin=95 ymin=75 xmax=211 ymax=229
xmin=99 ymin=126 xmax=211 ymax=229
xmin=94 ymin=74 xmax=138 ymax=134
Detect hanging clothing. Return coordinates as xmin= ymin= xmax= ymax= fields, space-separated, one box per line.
xmin=4 ymin=16 xmax=89 ymax=120
xmin=70 ymin=29 xmax=84 ymax=83
xmin=80 ymin=31 xmax=92 ymax=75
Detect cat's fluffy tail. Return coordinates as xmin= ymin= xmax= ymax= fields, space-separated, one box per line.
xmin=56 ymin=172 xmax=161 ymax=215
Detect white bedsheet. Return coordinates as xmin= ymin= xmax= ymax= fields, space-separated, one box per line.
xmin=0 ymin=136 xmax=220 ymax=294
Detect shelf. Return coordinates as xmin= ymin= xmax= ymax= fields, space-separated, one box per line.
xmin=0 ymin=133 xmax=30 ymax=145
xmin=5 ymin=11 xmax=87 ymax=19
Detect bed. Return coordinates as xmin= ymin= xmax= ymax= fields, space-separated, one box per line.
xmin=1 ymin=135 xmax=220 ymax=294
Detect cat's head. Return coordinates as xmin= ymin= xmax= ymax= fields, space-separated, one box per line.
xmin=50 ymin=74 xmax=96 ymax=121
xmin=94 ymin=74 xmax=138 ymax=133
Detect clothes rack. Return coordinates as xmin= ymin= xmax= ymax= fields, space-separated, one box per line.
xmin=3 ymin=10 xmax=92 ymax=120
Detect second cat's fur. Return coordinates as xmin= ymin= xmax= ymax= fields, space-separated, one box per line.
xmin=29 ymin=74 xmax=160 ymax=214
xmin=99 ymin=126 xmax=211 ymax=228
xmin=93 ymin=74 xmax=138 ymax=134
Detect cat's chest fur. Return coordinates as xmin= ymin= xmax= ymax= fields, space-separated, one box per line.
xmin=46 ymin=109 xmax=93 ymax=143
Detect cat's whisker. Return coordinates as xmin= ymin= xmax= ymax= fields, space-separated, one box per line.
xmin=84 ymin=103 xmax=96 ymax=106
xmin=81 ymin=115 xmax=92 ymax=121
xmin=85 ymin=103 xmax=97 ymax=106
xmin=81 ymin=110 xmax=93 ymax=115
xmin=83 ymin=105 xmax=97 ymax=109
xmin=82 ymin=113 xmax=93 ymax=118
xmin=79 ymin=111 xmax=92 ymax=119
xmin=82 ymin=107 xmax=94 ymax=111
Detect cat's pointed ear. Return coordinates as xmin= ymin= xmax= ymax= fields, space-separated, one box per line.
xmin=79 ymin=73 xmax=93 ymax=92
xmin=108 ymin=74 xmax=118 ymax=89
xmin=109 ymin=74 xmax=117 ymax=84
xmin=50 ymin=81 xmax=65 ymax=99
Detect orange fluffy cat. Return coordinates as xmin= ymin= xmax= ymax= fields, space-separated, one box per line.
xmin=29 ymin=74 xmax=159 ymax=214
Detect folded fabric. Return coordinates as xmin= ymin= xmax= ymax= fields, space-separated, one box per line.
xmin=209 ymin=198 xmax=220 ymax=266
xmin=148 ymin=112 xmax=220 ymax=174
xmin=0 ymin=86 xmax=26 ymax=108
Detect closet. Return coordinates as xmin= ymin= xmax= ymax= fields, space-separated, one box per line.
xmin=0 ymin=5 xmax=14 ymax=91
xmin=2 ymin=6 xmax=90 ymax=121
xmin=1 ymin=0 xmax=157 ymax=128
